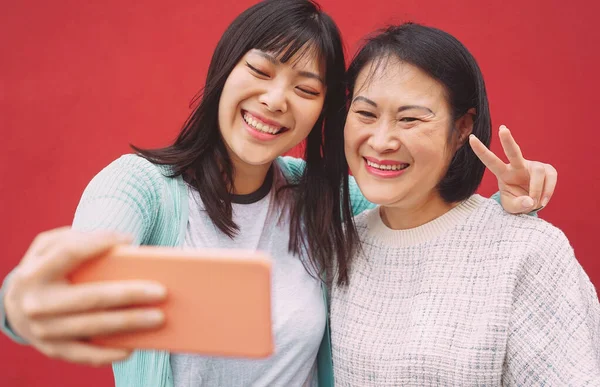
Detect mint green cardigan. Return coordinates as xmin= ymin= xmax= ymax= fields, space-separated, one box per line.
xmin=0 ymin=154 xmax=507 ymax=387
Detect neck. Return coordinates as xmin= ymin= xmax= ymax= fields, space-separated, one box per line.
xmin=380 ymin=192 xmax=459 ymax=230
xmin=228 ymin=157 xmax=273 ymax=195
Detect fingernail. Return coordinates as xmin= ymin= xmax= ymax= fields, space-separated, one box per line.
xmin=146 ymin=285 xmax=167 ymax=298
xmin=522 ymin=197 xmax=534 ymax=208
xmin=499 ymin=125 xmax=507 ymax=131
xmin=541 ymin=197 xmax=549 ymax=207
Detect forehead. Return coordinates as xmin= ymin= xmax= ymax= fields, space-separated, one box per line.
xmin=256 ymin=42 xmax=325 ymax=75
xmin=354 ymin=57 xmax=446 ymax=104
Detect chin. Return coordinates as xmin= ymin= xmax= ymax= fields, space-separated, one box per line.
xmin=227 ymin=140 xmax=279 ymax=166
xmin=357 ymin=186 xmax=399 ymax=206
xmin=238 ymin=153 xmax=278 ymax=167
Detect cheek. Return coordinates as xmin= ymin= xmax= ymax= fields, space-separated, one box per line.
xmin=229 ymin=73 xmax=254 ymax=94
xmin=294 ymin=98 xmax=324 ymax=134
xmin=344 ymin=119 xmax=368 ymax=153
xmin=218 ymin=75 xmax=240 ymax=121
xmin=220 ymin=70 xmax=252 ymax=107
xmin=218 ymin=72 xmax=259 ymax=136
xmin=408 ymin=128 xmax=451 ymax=163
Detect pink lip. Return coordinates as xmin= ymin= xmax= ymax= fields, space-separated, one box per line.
xmin=363 ymin=157 xmax=409 ymax=178
xmin=243 ymin=110 xmax=286 ymax=128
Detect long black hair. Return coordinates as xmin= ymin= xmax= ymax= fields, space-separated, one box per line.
xmin=132 ymin=0 xmax=357 ymax=283
xmin=347 ymin=23 xmax=492 ymax=203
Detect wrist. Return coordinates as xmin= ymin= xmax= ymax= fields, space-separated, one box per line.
xmin=1 ymin=274 xmax=28 ymax=344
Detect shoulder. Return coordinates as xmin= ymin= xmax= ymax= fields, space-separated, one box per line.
xmin=100 ymin=154 xmax=172 ymax=182
xmin=81 ymin=154 xmax=181 ymax=210
xmin=90 ymin=154 xmax=180 ymax=196
xmin=75 ymin=154 xmax=185 ymax=243
xmin=276 ymin=156 xmax=305 ymax=183
xmin=348 ymin=175 xmax=375 ymax=215
xmin=477 ymin=197 xmax=569 ymax=247
xmin=475 ymin=197 xmax=576 ymax=275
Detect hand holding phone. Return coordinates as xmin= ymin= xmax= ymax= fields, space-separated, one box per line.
xmin=3 ymin=228 xmax=165 ymax=366
xmin=69 ymin=245 xmax=274 ymax=358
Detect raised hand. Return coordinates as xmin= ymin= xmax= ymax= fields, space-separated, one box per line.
xmin=469 ymin=125 xmax=557 ymax=214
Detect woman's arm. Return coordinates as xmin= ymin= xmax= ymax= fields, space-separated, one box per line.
xmin=503 ymin=229 xmax=600 ymax=385
xmin=0 ymin=155 xmax=167 ymax=365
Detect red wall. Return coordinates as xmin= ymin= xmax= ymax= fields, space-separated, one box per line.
xmin=1 ymin=0 xmax=599 ymax=385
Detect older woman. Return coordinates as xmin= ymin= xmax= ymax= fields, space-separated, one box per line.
xmin=332 ymin=23 xmax=600 ymax=386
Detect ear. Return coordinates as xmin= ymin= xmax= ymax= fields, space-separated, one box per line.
xmin=454 ymin=108 xmax=476 ymax=150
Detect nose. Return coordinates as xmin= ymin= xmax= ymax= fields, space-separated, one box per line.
xmin=367 ymin=121 xmax=401 ymax=154
xmin=258 ymin=84 xmax=288 ymax=114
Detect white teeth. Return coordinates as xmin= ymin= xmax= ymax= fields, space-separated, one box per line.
xmin=366 ymin=159 xmax=408 ymax=171
xmin=243 ymin=112 xmax=281 ymax=134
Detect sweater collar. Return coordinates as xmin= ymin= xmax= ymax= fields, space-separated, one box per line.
xmin=362 ymin=194 xmax=485 ymax=247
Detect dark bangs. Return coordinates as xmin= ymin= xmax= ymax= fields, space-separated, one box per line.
xmin=218 ymin=0 xmax=343 ymax=93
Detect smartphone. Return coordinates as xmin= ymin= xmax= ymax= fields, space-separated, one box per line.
xmin=68 ymin=245 xmax=273 ymax=358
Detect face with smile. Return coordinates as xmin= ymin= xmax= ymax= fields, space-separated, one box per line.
xmin=345 ymin=57 xmax=469 ymax=224
xmin=218 ymin=48 xmax=326 ymax=174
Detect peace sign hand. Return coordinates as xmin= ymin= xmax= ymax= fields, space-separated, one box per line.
xmin=469 ymin=125 xmax=558 ymax=214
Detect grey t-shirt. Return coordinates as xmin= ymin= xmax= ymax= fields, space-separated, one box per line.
xmin=171 ymin=170 xmax=325 ymax=387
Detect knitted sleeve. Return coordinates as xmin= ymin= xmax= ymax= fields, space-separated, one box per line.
xmin=72 ymin=154 xmax=162 ymax=244
xmin=0 ymin=154 xmax=162 ymax=343
xmin=502 ymin=229 xmax=600 ymax=385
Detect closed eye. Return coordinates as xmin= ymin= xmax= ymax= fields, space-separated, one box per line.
xmin=246 ymin=62 xmax=269 ymax=77
xmin=399 ymin=117 xmax=419 ymax=122
xmin=297 ymin=87 xmax=320 ymax=96
xmin=356 ymin=110 xmax=376 ymax=118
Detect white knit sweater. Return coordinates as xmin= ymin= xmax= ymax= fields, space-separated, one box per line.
xmin=331 ymin=195 xmax=600 ymax=386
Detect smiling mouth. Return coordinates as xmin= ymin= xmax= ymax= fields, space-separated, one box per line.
xmin=365 ymin=158 xmax=410 ymax=171
xmin=242 ymin=110 xmax=288 ymax=135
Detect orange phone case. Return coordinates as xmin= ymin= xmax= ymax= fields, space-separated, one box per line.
xmin=68 ymin=246 xmax=273 ymax=358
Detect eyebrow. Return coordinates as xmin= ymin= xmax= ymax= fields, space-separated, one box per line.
xmin=254 ymin=51 xmax=324 ymax=84
xmin=352 ymin=96 xmax=377 ymax=107
xmin=398 ymin=105 xmax=434 ymax=114
xmin=352 ymin=96 xmax=434 ymax=114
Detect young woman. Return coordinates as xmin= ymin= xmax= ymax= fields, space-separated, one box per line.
xmin=1 ymin=1 xmax=557 ymax=386
xmin=331 ymin=23 xmax=599 ymax=386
